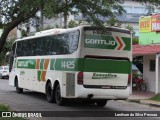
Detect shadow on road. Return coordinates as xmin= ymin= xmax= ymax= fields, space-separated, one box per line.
xmin=16 ymin=90 xmax=110 ymax=110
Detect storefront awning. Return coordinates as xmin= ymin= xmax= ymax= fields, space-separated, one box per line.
xmin=133 ymin=44 xmax=160 ymax=55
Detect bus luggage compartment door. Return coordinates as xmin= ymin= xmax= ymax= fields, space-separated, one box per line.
xmin=83 ymin=58 xmax=131 ymax=89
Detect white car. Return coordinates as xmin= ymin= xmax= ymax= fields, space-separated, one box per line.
xmin=0 ymin=66 xmax=9 ymax=79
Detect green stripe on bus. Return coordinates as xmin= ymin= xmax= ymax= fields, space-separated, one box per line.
xmin=17 ymin=59 xmax=36 ymax=69
xmin=122 ymin=37 xmax=131 ymax=51
xmin=84 ymin=59 xmax=131 ymax=74
xmin=17 ymin=58 xmax=131 ymax=74
xmin=54 ymin=58 xmax=83 ymax=71
xmin=38 ymin=70 xmax=41 ymax=81
xmin=84 ymin=34 xmax=117 ymax=50
xmin=50 ymin=59 xmax=55 ymax=70
xmin=40 ymin=59 xmax=44 ymax=69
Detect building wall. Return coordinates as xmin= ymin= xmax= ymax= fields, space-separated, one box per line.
xmin=143 ymin=54 xmax=160 ymax=92
xmin=122 ymin=0 xmax=147 ymax=14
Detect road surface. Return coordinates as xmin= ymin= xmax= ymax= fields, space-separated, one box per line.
xmin=0 ymin=79 xmax=159 ymax=120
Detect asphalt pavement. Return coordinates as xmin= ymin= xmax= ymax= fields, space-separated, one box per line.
xmin=0 ymin=78 xmax=160 ymax=120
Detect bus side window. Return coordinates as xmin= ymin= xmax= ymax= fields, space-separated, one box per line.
xmin=16 ymin=41 xmax=22 ymax=57
xmin=32 ymin=39 xmax=36 ymax=56
xmin=50 ymin=36 xmax=57 ymax=55
xmin=12 ymin=43 xmax=16 ymax=55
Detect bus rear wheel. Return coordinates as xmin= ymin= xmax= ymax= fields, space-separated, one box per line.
xmin=46 ymin=82 xmax=55 ymax=103
xmin=15 ymin=79 xmax=23 ymax=93
xmin=95 ymin=100 xmax=107 ymax=107
xmin=55 ymin=84 xmax=65 ymax=106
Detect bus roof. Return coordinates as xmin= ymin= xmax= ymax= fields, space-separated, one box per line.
xmin=14 ymin=25 xmax=130 ymax=42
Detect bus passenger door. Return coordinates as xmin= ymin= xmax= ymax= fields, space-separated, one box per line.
xmin=9 ymin=43 xmax=16 ymax=86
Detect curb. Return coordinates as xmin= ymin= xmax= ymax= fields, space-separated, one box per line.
xmin=127 ymin=99 xmax=160 ymax=108
xmin=140 ymin=100 xmax=160 ymax=108
xmin=127 ymin=99 xmax=140 ymax=104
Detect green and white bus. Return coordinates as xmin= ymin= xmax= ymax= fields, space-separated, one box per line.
xmin=9 ymin=25 xmax=132 ymax=106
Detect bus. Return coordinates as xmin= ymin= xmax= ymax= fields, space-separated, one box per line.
xmin=9 ymin=25 xmax=132 ymax=106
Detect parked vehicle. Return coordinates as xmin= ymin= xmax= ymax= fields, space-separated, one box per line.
xmin=132 ymin=75 xmax=147 ymax=91
xmin=0 ymin=66 xmax=9 ymax=79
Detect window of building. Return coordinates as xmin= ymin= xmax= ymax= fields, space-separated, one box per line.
xmin=123 ymin=6 xmax=132 ymax=13
xmin=133 ymin=7 xmax=147 ymax=14
xmin=150 ymin=59 xmax=155 ymax=72
xmin=155 ymin=9 xmax=160 ymax=13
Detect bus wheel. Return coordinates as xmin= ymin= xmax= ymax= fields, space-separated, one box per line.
xmin=46 ymin=82 xmax=55 ymax=103
xmin=55 ymin=84 xmax=65 ymax=106
xmin=96 ymin=100 xmax=107 ymax=107
xmin=15 ymin=79 xmax=23 ymax=93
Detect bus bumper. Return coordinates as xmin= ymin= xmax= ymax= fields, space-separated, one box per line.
xmin=74 ymin=85 xmax=130 ymax=100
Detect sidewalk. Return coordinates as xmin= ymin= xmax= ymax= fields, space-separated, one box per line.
xmin=128 ymin=91 xmax=160 ymax=108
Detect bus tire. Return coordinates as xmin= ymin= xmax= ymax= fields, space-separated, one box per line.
xmin=15 ymin=79 xmax=23 ymax=93
xmin=46 ymin=82 xmax=55 ymax=103
xmin=55 ymin=84 xmax=65 ymax=106
xmin=96 ymin=100 xmax=107 ymax=107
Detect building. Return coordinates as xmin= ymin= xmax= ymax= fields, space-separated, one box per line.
xmin=75 ymin=0 xmax=159 ymax=37
xmin=133 ymin=14 xmax=160 ymax=94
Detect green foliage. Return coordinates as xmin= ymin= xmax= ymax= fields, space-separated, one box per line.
xmin=55 ymin=24 xmax=60 ymax=28
xmin=146 ymin=4 xmax=155 ymax=14
xmin=125 ymin=25 xmax=134 ymax=32
xmin=0 ymin=0 xmax=41 ymax=53
xmin=0 ymin=40 xmax=14 ymax=65
xmin=132 ymin=37 xmax=139 ymax=45
xmin=43 ymin=25 xmax=54 ymax=30
xmin=125 ymin=24 xmax=135 ymax=36
xmin=44 ymin=0 xmax=125 ymax=28
xmin=106 ymin=17 xmax=121 ymax=27
xmin=0 ymin=104 xmax=25 ymax=120
xmin=0 ymin=104 xmax=9 ymax=111
xmin=0 ymin=0 xmax=126 ymax=53
xmin=149 ymin=94 xmax=160 ymax=102
xmin=136 ymin=0 xmax=160 ymax=7
xmin=68 ymin=19 xmax=78 ymax=28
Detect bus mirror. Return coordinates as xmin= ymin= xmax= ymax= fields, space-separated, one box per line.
xmin=8 ymin=51 xmax=14 ymax=72
xmin=5 ymin=51 xmax=11 ymax=63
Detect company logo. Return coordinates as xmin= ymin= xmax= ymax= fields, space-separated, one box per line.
xmin=18 ymin=61 xmax=28 ymax=67
xmin=20 ymin=71 xmax=25 ymax=75
xmin=92 ymin=73 xmax=117 ymax=79
xmin=84 ymin=34 xmax=127 ymax=50
xmin=85 ymin=39 xmax=116 ymax=46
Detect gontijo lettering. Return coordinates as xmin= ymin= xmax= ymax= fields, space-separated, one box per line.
xmin=85 ymin=39 xmax=116 ymax=45
xmin=18 ymin=61 xmax=28 ymax=67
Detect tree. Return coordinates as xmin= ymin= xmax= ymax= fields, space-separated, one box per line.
xmin=105 ymin=17 xmax=121 ymax=27
xmin=132 ymin=37 xmax=139 ymax=45
xmin=44 ymin=0 xmax=125 ymax=28
xmin=68 ymin=19 xmax=78 ymax=28
xmin=125 ymin=24 xmax=135 ymax=36
xmin=0 ymin=0 xmax=42 ymax=53
xmin=0 ymin=0 xmax=125 ymax=53
xmin=0 ymin=39 xmax=14 ymax=65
